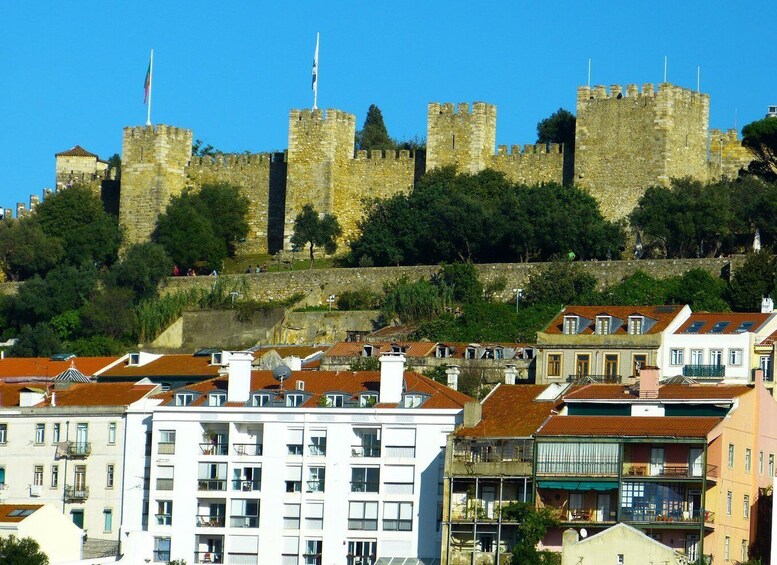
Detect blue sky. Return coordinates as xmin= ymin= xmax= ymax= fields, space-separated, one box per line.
xmin=1 ymin=1 xmax=774 ymax=211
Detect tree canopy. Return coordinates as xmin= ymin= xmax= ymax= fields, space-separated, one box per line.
xmin=355 ymin=105 xmax=394 ymax=151
xmin=0 ymin=535 xmax=49 ymax=565
xmin=537 ymin=108 xmax=576 ymax=149
xmin=742 ymin=117 xmax=777 ymax=182
xmin=290 ymin=204 xmax=341 ymax=268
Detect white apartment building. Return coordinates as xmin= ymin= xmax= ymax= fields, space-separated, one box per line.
xmin=140 ymin=352 xmax=470 ymax=564
xmin=0 ymin=373 xmax=158 ymax=558
xmin=662 ymin=312 xmax=777 ymax=383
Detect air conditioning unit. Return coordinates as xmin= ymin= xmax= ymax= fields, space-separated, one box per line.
xmin=30 ymin=485 xmax=42 ymax=497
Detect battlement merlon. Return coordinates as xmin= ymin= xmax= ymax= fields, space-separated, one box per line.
xmin=288 ymin=108 xmax=357 ymax=126
xmin=188 ymin=152 xmax=286 ymax=168
xmin=577 ymin=82 xmax=709 ymax=104
xmin=496 ymin=143 xmax=563 ymax=156
xmin=354 ymin=149 xmax=415 ymax=160
xmin=427 ymin=101 xmax=497 ymax=117
xmin=122 ymin=124 xmax=194 ymax=141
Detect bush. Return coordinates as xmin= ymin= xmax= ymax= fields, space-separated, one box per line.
xmin=337 ymin=289 xmax=381 ymax=310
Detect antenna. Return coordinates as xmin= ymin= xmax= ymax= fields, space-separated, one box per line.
xmin=697 ymin=65 xmax=700 ymax=93
xmin=587 ymin=58 xmax=591 ymax=87
xmin=663 ymin=55 xmax=667 ymax=83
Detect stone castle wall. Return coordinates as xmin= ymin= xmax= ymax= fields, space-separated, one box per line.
xmin=489 ymin=143 xmax=564 ymax=185
xmin=426 ymin=102 xmax=497 ymax=174
xmin=575 ymin=83 xmax=710 ymax=221
xmin=709 ymin=128 xmax=755 ymax=179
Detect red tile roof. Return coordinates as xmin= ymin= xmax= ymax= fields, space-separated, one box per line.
xmin=0 ymin=357 xmax=119 ymax=380
xmin=255 ymin=346 xmax=329 ymax=359
xmin=0 ymin=381 xmax=156 ymax=407
xmin=99 ymin=354 xmax=223 ymax=379
xmin=154 ymin=370 xmax=473 ymax=410
xmin=542 ymin=305 xmax=685 ymax=335
xmin=0 ymin=504 xmax=43 ymax=522
xmin=455 ymin=384 xmax=559 ymax=438
xmin=55 ymin=145 xmax=98 ymax=158
xmin=563 ymin=383 xmax=752 ymax=401
xmin=675 ymin=312 xmax=772 ymax=335
xmin=537 ymin=415 xmax=722 ymax=438
xmin=324 ymin=341 xmax=527 ymax=359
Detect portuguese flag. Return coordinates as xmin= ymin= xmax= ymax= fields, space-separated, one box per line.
xmin=144 ymin=60 xmax=151 ymax=104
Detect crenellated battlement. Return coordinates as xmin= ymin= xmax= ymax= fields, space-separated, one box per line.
xmin=188 ymin=152 xmax=285 ymax=168
xmin=354 ymin=149 xmax=415 ymax=160
xmin=123 ymin=124 xmax=192 ymax=141
xmin=577 ymin=82 xmax=708 ymax=107
xmin=495 ymin=143 xmax=563 ymax=156
xmin=289 ymin=108 xmax=357 ymax=127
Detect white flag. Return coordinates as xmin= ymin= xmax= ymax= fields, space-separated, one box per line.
xmin=312 ymin=33 xmax=319 ymax=109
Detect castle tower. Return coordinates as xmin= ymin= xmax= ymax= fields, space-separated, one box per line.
xmin=574 ymin=82 xmax=710 ymax=221
xmin=284 ymin=108 xmax=356 ymax=249
xmin=119 ymin=125 xmax=193 ymax=246
xmin=55 ymin=145 xmax=109 ymax=194
xmin=426 ymin=102 xmax=497 ymax=174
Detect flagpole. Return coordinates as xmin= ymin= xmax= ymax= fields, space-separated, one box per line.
xmin=147 ymin=49 xmax=154 ymax=126
xmin=312 ymin=33 xmax=319 ymax=110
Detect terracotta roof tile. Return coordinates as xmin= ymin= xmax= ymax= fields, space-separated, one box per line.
xmin=455 ymin=384 xmax=559 ymax=438
xmin=537 ymin=415 xmax=722 ymax=438
xmin=563 ymin=383 xmax=752 ymax=401
xmin=99 ymin=354 xmax=222 ymax=379
xmin=44 ymin=382 xmax=157 ymax=407
xmin=0 ymin=357 xmax=119 ymax=380
xmin=324 ymin=341 xmax=525 ymax=359
xmin=675 ymin=312 xmax=772 ymax=334
xmin=0 ymin=504 xmax=43 ymax=522
xmin=542 ymin=305 xmax=685 ymax=335
xmin=55 ymin=145 xmax=98 ymax=158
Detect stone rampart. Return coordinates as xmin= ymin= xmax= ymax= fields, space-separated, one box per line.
xmin=708 ymin=128 xmax=755 ymax=180
xmin=489 ymin=143 xmax=564 ymax=185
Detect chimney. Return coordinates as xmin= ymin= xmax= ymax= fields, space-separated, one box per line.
xmin=379 ymin=353 xmax=405 ymax=404
xmin=763 ymin=297 xmax=774 ymax=314
xmin=226 ymin=351 xmax=254 ymax=403
xmin=755 ymin=368 xmax=765 ymax=388
xmin=445 ymin=366 xmax=460 ymax=390
xmin=639 ymin=366 xmax=660 ymax=399
xmin=504 ymin=364 xmax=518 ymax=385
xmin=51 ymin=392 xmax=56 ymax=407
xmin=463 ymin=401 xmax=482 ymax=427
xmin=286 ymin=356 xmax=302 ymax=371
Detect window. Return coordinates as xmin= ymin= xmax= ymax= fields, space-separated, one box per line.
xmin=309 ymin=433 xmax=327 ymax=456
xmin=744 ymin=494 xmax=750 ymax=518
xmin=595 ymin=316 xmax=610 ymax=335
xmin=35 ymin=423 xmax=45 ymax=444
xmin=628 ymin=316 xmax=644 ymax=335
xmin=746 ymin=448 xmax=752 ymax=472
xmin=686 ymin=321 xmax=705 ymax=334
xmin=230 ymin=499 xmax=260 ymax=528
xmin=547 ymin=354 xmax=562 ymax=377
xmin=724 ymin=536 xmax=730 ymax=561
xmin=604 ymin=354 xmax=618 ymax=377
xmin=325 ymin=394 xmax=343 ymax=407
xmin=283 ymin=503 xmax=300 ymax=529
xmin=128 ymin=353 xmax=140 ymax=366
xmin=0 ymin=423 xmax=8 ymax=444
xmin=711 ymin=321 xmax=730 ymax=333
xmin=157 ymin=466 xmax=174 ymax=490
xmin=736 ymin=321 xmax=755 ymax=333
xmin=727 ymin=491 xmax=732 ymax=515
xmin=156 ymin=500 xmax=173 ymax=526
xmin=159 ymin=430 xmax=176 ymax=454
xmin=760 ymin=451 xmax=764 ymax=475
xmin=742 ymin=539 xmax=748 ymax=562
xmin=729 ymin=444 xmax=735 ymax=469
xmin=251 ymin=393 xmax=270 ymax=407
xmin=383 ymin=465 xmax=414 ymax=494
xmin=304 ymin=539 xmax=322 ymax=565
xmin=384 ymin=428 xmax=416 ymax=458
xmin=575 ymin=354 xmax=590 ymax=377
xmin=305 ymin=502 xmax=324 ymax=530
xmin=174 ymin=393 xmax=193 ymax=406
xmin=670 ymin=349 xmax=684 ymax=365
xmin=108 ymin=422 xmax=116 ymax=444
xmin=33 ymin=465 xmax=43 ymax=486
xmin=348 ymin=501 xmax=378 ymax=530
xmin=52 ymin=423 xmax=60 ymax=444
xmin=307 ymin=467 xmax=325 ymax=493
xmin=353 ymin=429 xmax=381 ymax=458
xmin=286 ymin=394 xmax=304 ymax=407
xmin=729 ymin=349 xmax=743 ymax=366
xmin=771 ymin=454 xmax=775 ymax=477
xmin=209 ymin=393 xmax=226 ymax=407
xmin=285 ymin=466 xmax=302 ymax=492
xmin=347 ymin=540 xmax=376 ymax=565
xmin=632 ymin=354 xmax=647 ymax=376
xmin=351 ymin=467 xmax=379 ymax=493
xmin=359 ymin=394 xmax=378 ymax=407
xmin=288 ymin=429 xmax=304 ymax=456
xmin=51 ymin=464 xmax=59 ymax=487
xmin=563 ymin=316 xmax=579 ymax=334
xmin=402 ymin=394 xmax=423 ymax=408
xmin=691 ymin=349 xmax=703 ymax=365
xmin=103 ymin=508 xmax=113 ymax=532
xmin=710 ymin=349 xmax=723 ymax=366
xmin=617 ymin=555 xmax=624 ymax=565
xmin=383 ymin=501 xmax=413 ymax=531
xmin=153 ymin=537 xmax=171 ymax=563
xmin=106 ymin=464 xmax=115 ymax=488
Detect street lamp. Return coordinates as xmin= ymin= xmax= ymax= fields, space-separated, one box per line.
xmin=327 ymin=294 xmax=336 ymax=311
xmin=513 ymin=288 xmax=523 ymax=313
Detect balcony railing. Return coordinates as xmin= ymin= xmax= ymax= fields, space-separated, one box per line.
xmin=453 ymin=439 xmax=533 ymax=464
xmin=57 ymin=441 xmax=91 ymax=458
xmin=196 ymin=514 xmax=225 ymax=528
xmin=621 ymin=508 xmax=713 ymax=524
xmin=155 ymin=513 xmax=172 ymax=526
xmin=450 ymin=500 xmax=525 ymax=522
xmin=157 ymin=478 xmax=174 ymax=490
xmin=233 ymin=443 xmax=262 ymax=456
xmin=232 ymin=479 xmax=261 ymax=492
xmin=200 ymin=443 xmax=229 ymax=456
xmin=350 ymin=481 xmax=380 ymax=493
xmin=198 ymin=479 xmax=227 ymax=491
xmin=567 ymin=374 xmax=623 ymax=384
xmin=229 ymin=515 xmax=259 ymax=528
xmin=623 ymin=463 xmax=718 ymax=479
xmin=194 ymin=551 xmax=223 ymax=563
xmin=351 ymin=446 xmax=381 ymax=458
xmin=683 ymin=364 xmax=725 ymax=379
xmin=158 ymin=442 xmax=176 ymax=455
xmin=65 ymin=485 xmax=89 ymax=501
xmin=536 ymin=459 xmax=619 ymax=476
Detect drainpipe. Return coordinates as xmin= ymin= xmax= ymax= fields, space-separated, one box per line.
xmin=445 ymin=476 xmax=453 ymax=565
xmin=496 ymin=477 xmax=503 ymax=564
xmin=700 ymin=441 xmax=708 ymax=561
xmin=472 ymin=476 xmax=479 ymax=565
xmin=62 ymin=420 xmax=69 ymax=514
xmin=117 ymin=414 xmax=129 ymax=552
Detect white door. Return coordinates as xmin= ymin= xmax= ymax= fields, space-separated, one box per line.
xmin=650 ymin=447 xmax=665 ymax=476
xmin=689 ymin=448 xmax=703 ymax=477
xmin=481 ymin=485 xmax=496 ymax=518
xmin=597 ymin=493 xmax=611 ymax=522
xmin=686 ymin=534 xmax=699 ymax=561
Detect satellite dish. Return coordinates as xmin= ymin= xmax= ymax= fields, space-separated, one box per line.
xmin=273 ymin=365 xmax=292 ymax=382
xmin=580 ymin=528 xmax=588 ymax=539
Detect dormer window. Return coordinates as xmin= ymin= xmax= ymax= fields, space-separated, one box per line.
xmin=359 ymin=394 xmax=378 ymax=407
xmin=251 ymin=394 xmax=270 ymax=407
xmin=128 ymin=353 xmax=140 ymax=366
xmin=175 ymin=393 xmax=193 ymax=406
xmin=402 ymin=394 xmax=423 ymax=408
xmin=563 ymin=316 xmax=579 ymax=335
xmin=435 ymin=345 xmax=450 ymax=359
xmin=211 ymin=352 xmax=223 ymax=365
xmin=494 ymin=347 xmax=504 ymax=360
xmin=390 ymin=344 xmax=407 ymax=353
xmin=286 ymin=393 xmax=304 ymax=407
xmin=324 ymin=394 xmax=344 ymax=407
xmin=209 ymin=393 xmax=226 ymax=407
xmin=465 ymin=347 xmax=477 ymax=360
xmin=363 ymin=345 xmax=374 ymax=357
xmin=595 ymin=316 xmax=611 ymax=335
xmin=628 ymin=316 xmax=644 ymax=335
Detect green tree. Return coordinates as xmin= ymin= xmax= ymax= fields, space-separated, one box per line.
xmin=726 ymin=250 xmax=777 ymax=311
xmin=111 ymin=242 xmax=173 ymax=300
xmin=500 ymin=502 xmax=560 ymax=564
xmin=68 ymin=335 xmax=126 ymax=356
xmin=290 ymin=204 xmax=341 ymax=269
xmin=742 ymin=117 xmax=777 ymax=182
xmin=667 ymin=269 xmax=728 ymax=312
xmin=523 ymin=262 xmax=597 ymax=307
xmin=730 ymin=176 xmax=777 ymax=248
xmin=192 ymin=183 xmax=250 ymax=257
xmin=0 ymin=535 xmax=49 ymax=565
xmin=355 ymin=105 xmax=394 ymax=151
xmin=0 ymin=219 xmax=64 ymax=280
xmin=537 ymin=108 xmax=576 ymax=148
xmin=33 ymin=184 xmax=121 ymax=267
xmin=381 ymin=277 xmax=445 ymax=324
xmin=9 ymin=324 xmax=62 ymax=358
xmin=433 ymin=262 xmax=483 ymax=304
xmin=81 ymin=287 xmax=137 ymax=339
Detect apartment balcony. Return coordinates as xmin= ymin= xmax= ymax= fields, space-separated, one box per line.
xmin=232 ymin=479 xmax=261 ymax=492
xmin=65 ymin=485 xmax=89 ymax=501
xmin=450 ymin=499 xmax=526 ymax=522
xmin=623 ymin=462 xmax=718 ymax=481
xmin=351 ymin=446 xmax=381 ymax=458
xmin=535 ymin=459 xmax=619 ymax=477
xmin=566 ymin=374 xmax=623 ymax=384
xmin=158 ymin=442 xmax=175 ymax=455
xmin=537 ymin=488 xmax=619 ymax=525
xmin=621 ymin=508 xmax=715 ymax=527
xmin=233 ymin=443 xmax=262 ymax=456
xmin=199 ymin=443 xmax=229 ymax=456
xmin=683 ymin=364 xmax=725 ymax=379
xmin=194 ymin=552 xmax=223 ymax=563
xmin=196 ymin=515 xmax=225 ymax=528
xmin=156 ymin=478 xmax=174 ymax=491
xmin=198 ymin=479 xmax=227 ymax=491
xmin=451 ymin=439 xmax=533 ymax=476
xmin=229 ymin=515 xmax=259 ymax=528
xmin=56 ymin=441 xmax=91 ymax=458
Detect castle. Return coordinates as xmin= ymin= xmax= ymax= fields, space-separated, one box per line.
xmin=49 ymin=81 xmax=754 ymax=254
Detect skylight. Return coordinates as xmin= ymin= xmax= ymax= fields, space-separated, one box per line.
xmin=735 ymin=321 xmax=755 ymax=333
xmin=710 ymin=321 xmax=730 ymax=334
xmin=685 ymin=321 xmax=705 ymax=334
